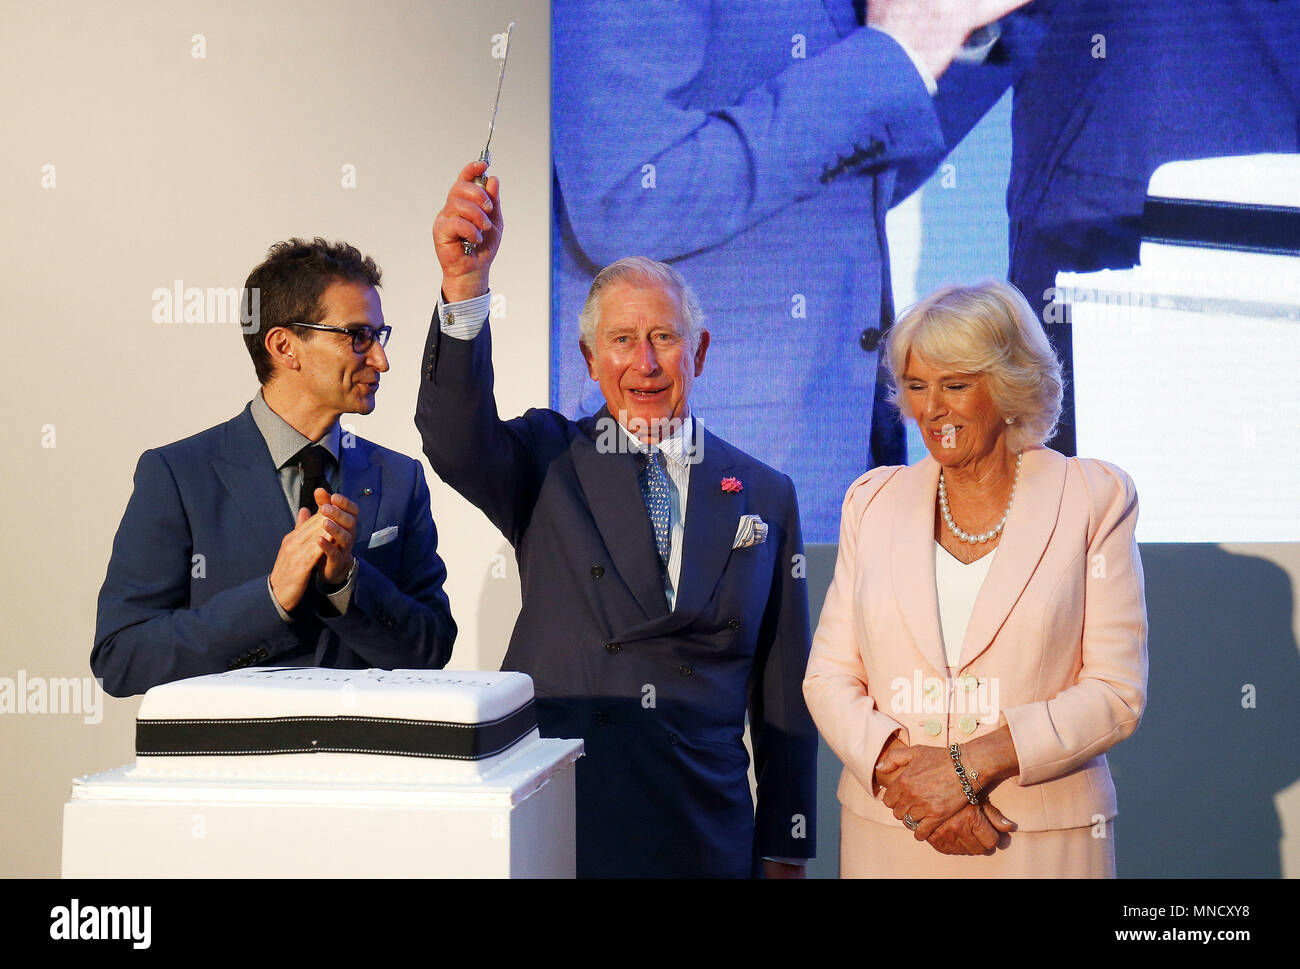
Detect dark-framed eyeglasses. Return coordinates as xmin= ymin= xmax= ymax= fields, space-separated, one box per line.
xmin=289 ymin=322 xmax=391 ymax=353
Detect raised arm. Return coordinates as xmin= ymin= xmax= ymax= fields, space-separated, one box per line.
xmin=415 ymin=161 xmax=546 ymax=544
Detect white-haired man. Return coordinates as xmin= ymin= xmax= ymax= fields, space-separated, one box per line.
xmin=415 ymin=161 xmax=818 ymax=878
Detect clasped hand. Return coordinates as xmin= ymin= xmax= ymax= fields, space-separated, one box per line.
xmin=876 ymin=739 xmax=1014 ymax=855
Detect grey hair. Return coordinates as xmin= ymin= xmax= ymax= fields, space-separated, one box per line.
xmin=885 ymin=279 xmax=1063 ymax=452
xmin=578 ymin=256 xmax=706 ymax=351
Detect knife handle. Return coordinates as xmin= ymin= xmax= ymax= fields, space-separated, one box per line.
xmin=462 ymin=150 xmax=492 ymax=256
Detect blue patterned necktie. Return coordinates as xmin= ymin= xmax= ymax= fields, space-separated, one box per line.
xmin=637 ymin=448 xmax=671 ymax=569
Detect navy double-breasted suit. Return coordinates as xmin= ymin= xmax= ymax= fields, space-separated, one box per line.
xmin=416 ymin=316 xmax=817 ymax=877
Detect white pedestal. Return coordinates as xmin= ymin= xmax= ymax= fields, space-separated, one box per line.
xmin=62 ymin=737 xmax=583 ymax=878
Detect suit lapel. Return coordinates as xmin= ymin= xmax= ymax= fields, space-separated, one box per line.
xmin=956 ymin=447 xmax=1067 ymax=670
xmin=667 ymin=426 xmax=739 ymax=627
xmin=212 ymin=407 xmax=295 ymax=563
xmin=338 ymin=441 xmax=380 ymax=553
xmin=571 ymin=410 xmax=671 ymax=622
xmin=892 ymin=458 xmax=948 ymax=675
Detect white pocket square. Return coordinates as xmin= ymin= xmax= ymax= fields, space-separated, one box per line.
xmin=732 ymin=514 xmax=768 ymax=550
xmin=368 ymin=525 xmax=399 ymax=549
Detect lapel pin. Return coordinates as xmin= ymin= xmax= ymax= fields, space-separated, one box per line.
xmin=360 ymin=488 xmax=373 ymax=497
xmin=720 ymin=476 xmax=743 ymax=494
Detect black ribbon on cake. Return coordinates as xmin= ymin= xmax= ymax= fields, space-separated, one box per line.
xmin=1142 ymin=196 xmax=1300 ymax=257
xmin=136 ymin=699 xmax=536 ymax=761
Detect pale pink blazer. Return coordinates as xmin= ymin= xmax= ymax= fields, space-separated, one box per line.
xmin=803 ymin=446 xmax=1148 ymax=831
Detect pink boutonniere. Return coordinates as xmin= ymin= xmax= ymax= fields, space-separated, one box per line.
xmin=720 ymin=476 xmax=743 ymax=494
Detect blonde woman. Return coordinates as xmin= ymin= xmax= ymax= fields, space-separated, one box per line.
xmin=803 ymin=280 xmax=1147 ymax=877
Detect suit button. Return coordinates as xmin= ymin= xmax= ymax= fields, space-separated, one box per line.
xmin=959 ymin=675 xmax=978 ymax=693
xmin=669 ymin=733 xmax=679 ymax=745
xmin=590 ymin=565 xmax=605 ymax=578
xmin=726 ymin=618 xmax=741 ymax=630
xmin=255 ymin=648 xmax=269 ymax=661
xmin=595 ymin=712 xmax=609 ymax=726
xmin=859 ymin=327 xmax=882 ymax=352
xmin=604 ymin=642 xmax=621 ymax=654
xmin=957 ymin=715 xmax=977 ymax=735
xmin=923 ymin=718 xmax=942 ymax=737
xmin=678 ymin=664 xmax=693 ymax=677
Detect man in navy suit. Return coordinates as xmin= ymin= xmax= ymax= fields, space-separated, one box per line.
xmin=93 ymin=239 xmax=456 ymax=697
xmin=417 ymin=163 xmax=817 ymax=877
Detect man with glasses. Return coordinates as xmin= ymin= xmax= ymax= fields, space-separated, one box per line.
xmin=93 ymin=238 xmax=457 ymax=696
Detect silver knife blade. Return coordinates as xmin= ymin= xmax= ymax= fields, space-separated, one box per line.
xmin=481 ymin=21 xmax=514 ymax=163
xmin=463 ymin=22 xmax=515 ymax=255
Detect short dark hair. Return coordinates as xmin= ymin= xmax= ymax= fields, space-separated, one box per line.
xmin=242 ymin=238 xmax=382 ymax=384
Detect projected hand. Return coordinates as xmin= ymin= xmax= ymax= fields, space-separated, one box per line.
xmin=866 ymin=0 xmax=1032 ymax=79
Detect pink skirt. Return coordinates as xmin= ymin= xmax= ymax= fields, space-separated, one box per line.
xmin=839 ymin=806 xmax=1116 ymax=878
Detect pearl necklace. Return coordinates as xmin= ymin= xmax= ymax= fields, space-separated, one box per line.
xmin=938 ymin=452 xmax=1022 ymax=544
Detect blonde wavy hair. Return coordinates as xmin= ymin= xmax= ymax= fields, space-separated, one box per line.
xmin=885 ymin=280 xmax=1063 ymax=452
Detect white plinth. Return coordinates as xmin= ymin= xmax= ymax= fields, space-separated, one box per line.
xmin=62 ymin=737 xmax=583 ymax=878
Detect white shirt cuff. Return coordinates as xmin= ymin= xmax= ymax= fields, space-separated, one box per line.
xmin=869 ymin=25 xmax=938 ymax=96
xmin=438 ymin=291 xmax=492 ymax=341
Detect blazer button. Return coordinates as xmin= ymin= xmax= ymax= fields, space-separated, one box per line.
xmin=669 ymin=733 xmax=679 ymax=745
xmin=604 ymin=642 xmax=621 ymax=654
xmin=255 ymin=648 xmax=269 ymax=661
xmin=595 ymin=712 xmax=609 ymax=726
xmin=957 ymin=715 xmax=978 ymax=735
xmin=959 ymin=675 xmax=978 ymax=693
xmin=678 ymin=664 xmax=693 ymax=677
xmin=726 ymin=618 xmax=741 ymax=630
xmin=590 ymin=565 xmax=605 ymax=578
xmin=859 ymin=327 xmax=882 ymax=352
xmin=923 ymin=718 xmax=942 ymax=737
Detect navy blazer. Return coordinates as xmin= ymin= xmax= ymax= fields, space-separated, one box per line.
xmin=417 ymin=316 xmax=818 ymax=877
xmin=92 ymin=404 xmax=456 ymax=697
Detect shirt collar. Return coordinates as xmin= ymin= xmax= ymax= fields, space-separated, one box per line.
xmin=250 ymin=390 xmax=341 ymax=470
xmin=616 ymin=411 xmax=698 ymax=471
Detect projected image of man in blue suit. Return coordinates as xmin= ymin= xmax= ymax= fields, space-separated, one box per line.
xmin=93 ymin=240 xmax=457 ymax=697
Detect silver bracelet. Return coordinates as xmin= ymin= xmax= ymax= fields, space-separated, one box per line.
xmin=949 ymin=743 xmax=981 ymax=805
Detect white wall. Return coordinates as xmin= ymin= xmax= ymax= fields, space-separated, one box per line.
xmin=0 ymin=0 xmax=547 ymax=876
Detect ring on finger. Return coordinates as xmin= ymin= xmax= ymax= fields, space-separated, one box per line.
xmin=903 ymin=813 xmax=920 ymax=831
